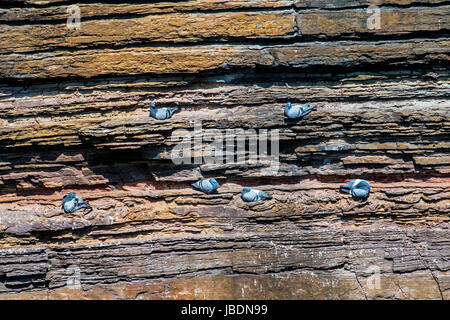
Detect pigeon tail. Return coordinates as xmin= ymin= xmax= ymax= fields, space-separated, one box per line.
xmin=77 ymin=202 xmax=92 ymax=211
xmin=191 ymin=181 xmax=200 ymax=188
xmin=166 ymin=107 xmax=179 ymax=118
xmin=259 ymin=191 xmax=272 ymax=200
xmin=340 ymin=183 xmax=352 ymax=194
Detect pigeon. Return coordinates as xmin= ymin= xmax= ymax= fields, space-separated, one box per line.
xmin=241 ymin=187 xmax=272 ymax=202
xmin=340 ymin=179 xmax=371 ymax=199
xmin=149 ymin=103 xmax=178 ymax=120
xmin=284 ymin=102 xmax=316 ymax=119
xmin=62 ymin=192 xmax=92 ymax=214
xmin=192 ymin=178 xmax=220 ymax=194
xmin=318 ymin=145 xmax=347 ymax=152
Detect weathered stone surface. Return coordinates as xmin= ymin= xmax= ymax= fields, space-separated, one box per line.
xmin=298 ymin=6 xmax=450 ymax=36
xmin=0 ymin=12 xmax=297 ymax=54
xmin=2 ymin=6 xmax=449 ymax=54
xmin=0 ymin=1 xmax=294 ymax=22
xmin=0 ymin=0 xmax=449 ymax=299
xmin=2 ymin=38 xmax=449 ymax=79
xmin=0 ymin=225 xmax=448 ymax=299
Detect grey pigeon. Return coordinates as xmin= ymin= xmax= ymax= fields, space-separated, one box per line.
xmin=149 ymin=103 xmax=178 ymax=120
xmin=192 ymin=178 xmax=220 ymax=194
xmin=340 ymin=179 xmax=371 ymax=199
xmin=318 ymin=145 xmax=347 ymax=152
xmin=284 ymin=102 xmax=316 ymax=119
xmin=241 ymin=187 xmax=272 ymax=202
xmin=62 ymin=192 xmax=92 ymax=214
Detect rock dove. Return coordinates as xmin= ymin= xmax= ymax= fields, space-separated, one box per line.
xmin=192 ymin=178 xmax=220 ymax=194
xmin=62 ymin=192 xmax=92 ymax=214
xmin=149 ymin=103 xmax=178 ymax=120
xmin=340 ymin=179 xmax=371 ymax=199
xmin=284 ymin=102 xmax=316 ymax=119
xmin=318 ymin=145 xmax=347 ymax=152
xmin=241 ymin=187 xmax=272 ymax=202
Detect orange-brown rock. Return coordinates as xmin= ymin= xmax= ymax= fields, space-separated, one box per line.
xmin=2 ymin=39 xmax=449 ymax=79
xmin=0 ymin=0 xmax=449 ymax=300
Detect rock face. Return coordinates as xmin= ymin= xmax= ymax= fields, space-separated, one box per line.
xmin=0 ymin=0 xmax=449 ymax=299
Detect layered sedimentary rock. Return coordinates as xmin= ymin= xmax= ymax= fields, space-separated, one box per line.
xmin=0 ymin=0 xmax=449 ymax=299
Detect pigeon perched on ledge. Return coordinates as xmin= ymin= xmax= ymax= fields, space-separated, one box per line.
xmin=192 ymin=178 xmax=220 ymax=194
xmin=149 ymin=103 xmax=178 ymax=120
xmin=62 ymin=192 xmax=92 ymax=214
xmin=284 ymin=102 xmax=316 ymax=119
xmin=241 ymin=187 xmax=272 ymax=202
xmin=318 ymin=145 xmax=347 ymax=152
xmin=340 ymin=179 xmax=371 ymax=199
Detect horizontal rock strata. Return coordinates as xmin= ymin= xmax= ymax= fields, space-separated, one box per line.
xmin=0 ymin=0 xmax=449 ymax=299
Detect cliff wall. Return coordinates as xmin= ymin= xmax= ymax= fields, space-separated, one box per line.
xmin=0 ymin=0 xmax=449 ymax=299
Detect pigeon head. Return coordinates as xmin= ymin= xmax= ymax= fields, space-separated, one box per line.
xmin=284 ymin=102 xmax=293 ymax=117
xmin=209 ymin=178 xmax=220 ymax=189
xmin=357 ymin=180 xmax=370 ymax=188
xmin=340 ymin=179 xmax=370 ymax=199
xmin=354 ymin=180 xmax=371 ymax=193
xmin=64 ymin=192 xmax=76 ymax=200
xmin=242 ymin=187 xmax=251 ymax=193
xmin=149 ymin=103 xmax=156 ymax=110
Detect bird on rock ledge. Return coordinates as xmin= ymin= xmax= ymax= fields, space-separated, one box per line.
xmin=284 ymin=102 xmax=316 ymax=119
xmin=241 ymin=187 xmax=273 ymax=202
xmin=62 ymin=192 xmax=92 ymax=214
xmin=149 ymin=103 xmax=178 ymax=120
xmin=340 ymin=179 xmax=371 ymax=199
xmin=192 ymin=178 xmax=220 ymax=194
